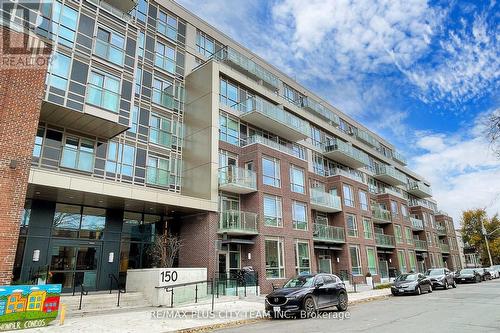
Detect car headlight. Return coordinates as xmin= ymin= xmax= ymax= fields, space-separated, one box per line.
xmin=400 ymin=283 xmax=409 ymax=288
xmin=286 ymin=295 xmax=300 ymax=300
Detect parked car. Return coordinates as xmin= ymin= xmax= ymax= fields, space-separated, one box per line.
xmin=425 ymin=268 xmax=456 ymax=289
xmin=487 ymin=267 xmax=500 ymax=279
xmin=479 ymin=268 xmax=492 ymax=281
xmin=391 ymin=273 xmax=432 ymax=296
xmin=265 ymin=273 xmax=348 ymax=318
xmin=455 ymin=268 xmax=481 ymax=283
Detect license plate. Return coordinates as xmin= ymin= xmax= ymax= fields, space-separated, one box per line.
xmin=399 ymin=289 xmax=404 ymax=292
xmin=273 ymin=306 xmax=281 ymax=313
xmin=461 ymin=278 xmax=465 ymax=281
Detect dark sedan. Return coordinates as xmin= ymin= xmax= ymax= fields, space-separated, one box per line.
xmin=265 ymin=273 xmax=348 ymax=318
xmin=391 ymin=273 xmax=432 ymax=296
xmin=425 ymin=268 xmax=457 ymax=289
xmin=455 ymin=268 xmax=481 ymax=283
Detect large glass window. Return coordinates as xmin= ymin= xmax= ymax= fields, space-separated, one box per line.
xmin=137 ymin=31 xmax=145 ymax=58
xmin=219 ymin=78 xmax=239 ymax=109
xmin=52 ymin=204 xmax=105 ymax=239
xmin=363 ymin=218 xmax=373 ymax=239
xmin=38 ymin=2 xmax=78 ymax=47
xmin=292 ymin=201 xmax=308 ymax=230
xmin=149 ymin=114 xmax=172 ymax=148
xmin=106 ymin=142 xmax=135 ymax=177
xmin=196 ymin=30 xmax=215 ymax=57
xmin=60 ymin=137 xmax=94 ymax=172
xmin=394 ymin=225 xmax=403 ymax=244
xmin=262 ymin=156 xmax=280 ymax=187
xmin=132 ymin=0 xmax=148 ymax=22
xmin=408 ymin=250 xmax=417 ymax=272
xmin=47 ymin=52 xmax=71 ymax=90
xmin=343 ymin=184 xmax=354 ymax=207
xmin=95 ymin=27 xmax=125 ymax=66
xmin=401 ymin=204 xmax=408 ymax=218
xmin=129 ymin=106 xmax=139 ymax=134
xmin=157 ymin=10 xmax=177 ymax=40
xmin=87 ymin=71 xmax=120 ymax=113
xmin=295 ymin=241 xmax=311 ymax=274
xmin=349 ymin=246 xmax=362 ymax=275
xmin=263 ymin=195 xmax=282 ymax=227
xmin=290 ymin=165 xmax=305 ymax=194
xmin=152 ymin=77 xmax=175 ymax=109
xmin=358 ymin=190 xmax=368 ymax=211
xmin=155 ymin=42 xmax=176 ymax=74
xmin=405 ymin=227 xmax=413 ymax=245
xmin=219 ymin=113 xmax=239 ymax=145
xmin=147 ymin=156 xmax=169 ymax=187
xmin=366 ymin=247 xmax=377 ymax=275
xmin=346 ymin=214 xmax=358 ymax=237
xmin=391 ymin=200 xmax=398 ymax=216
xmin=397 ymin=250 xmax=407 ymax=273
xmin=265 ymin=238 xmax=284 ymax=278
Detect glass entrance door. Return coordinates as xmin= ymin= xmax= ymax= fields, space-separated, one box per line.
xmin=379 ymin=259 xmax=389 ymax=278
xmin=318 ymin=256 xmax=332 ymax=274
xmin=49 ymin=240 xmax=101 ymax=292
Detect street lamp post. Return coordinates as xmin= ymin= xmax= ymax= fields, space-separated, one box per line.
xmin=481 ymin=223 xmax=500 ymax=267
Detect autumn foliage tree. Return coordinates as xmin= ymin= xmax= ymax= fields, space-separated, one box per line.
xmin=460 ymin=209 xmax=500 ymax=266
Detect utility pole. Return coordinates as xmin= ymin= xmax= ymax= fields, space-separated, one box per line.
xmin=480 ymin=218 xmax=494 ymax=267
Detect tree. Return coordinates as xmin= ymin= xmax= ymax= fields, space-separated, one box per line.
xmin=147 ymin=234 xmax=183 ymax=268
xmin=487 ymin=108 xmax=500 ymax=158
xmin=461 ymin=209 xmax=500 ymax=266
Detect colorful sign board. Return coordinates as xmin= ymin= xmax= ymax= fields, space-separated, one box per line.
xmin=0 ymin=284 xmax=61 ymax=331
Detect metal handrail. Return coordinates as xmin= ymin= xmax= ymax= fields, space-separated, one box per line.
xmin=109 ymin=273 xmax=126 ymax=307
xmin=79 ymin=284 xmax=88 ymax=311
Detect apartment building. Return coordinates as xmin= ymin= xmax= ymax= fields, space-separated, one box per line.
xmin=1 ymin=0 xmax=462 ymax=293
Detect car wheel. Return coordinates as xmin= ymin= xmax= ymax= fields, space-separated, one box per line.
xmin=391 ymin=291 xmax=398 ymax=296
xmin=444 ymin=281 xmax=448 ymax=290
xmin=416 ymin=286 xmax=421 ymax=295
xmin=303 ymin=296 xmax=316 ymax=318
xmin=452 ymin=280 xmax=457 ymax=288
xmin=337 ymin=292 xmax=348 ymax=312
xmin=428 ymin=284 xmax=433 ymax=293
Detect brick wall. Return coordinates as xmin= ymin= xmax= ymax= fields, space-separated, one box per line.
xmin=0 ymin=27 xmax=50 ymax=284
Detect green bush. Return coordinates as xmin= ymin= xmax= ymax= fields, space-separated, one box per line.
xmin=374 ymin=283 xmax=392 ymax=290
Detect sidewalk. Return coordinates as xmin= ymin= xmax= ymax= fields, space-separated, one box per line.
xmin=27 ymin=289 xmax=391 ymax=333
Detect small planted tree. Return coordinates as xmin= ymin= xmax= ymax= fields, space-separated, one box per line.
xmin=148 ymin=234 xmax=183 ymax=268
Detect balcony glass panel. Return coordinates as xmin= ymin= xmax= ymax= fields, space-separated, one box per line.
xmin=375 ymin=233 xmax=395 ymax=247
xmin=218 ymin=165 xmax=257 ymax=190
xmin=310 ymin=188 xmax=342 ymax=211
xmin=371 ymin=205 xmax=392 ymax=223
xmin=219 ymin=210 xmax=258 ymax=234
xmin=313 ymin=224 xmax=345 ymax=243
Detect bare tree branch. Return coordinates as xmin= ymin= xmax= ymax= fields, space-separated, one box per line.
xmin=486 ymin=108 xmax=500 ymax=158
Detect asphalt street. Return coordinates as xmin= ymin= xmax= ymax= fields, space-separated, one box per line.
xmin=217 ymin=279 xmax=500 ymax=333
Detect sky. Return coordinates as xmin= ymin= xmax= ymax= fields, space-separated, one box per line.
xmin=176 ymin=0 xmax=500 ymax=225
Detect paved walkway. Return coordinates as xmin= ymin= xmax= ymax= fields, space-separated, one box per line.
xmin=26 ymin=289 xmax=391 ymax=333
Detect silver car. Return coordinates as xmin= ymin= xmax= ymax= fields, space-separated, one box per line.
xmin=425 ymin=268 xmax=457 ymax=289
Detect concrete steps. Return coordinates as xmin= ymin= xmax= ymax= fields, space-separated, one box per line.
xmin=61 ymin=291 xmax=152 ymax=315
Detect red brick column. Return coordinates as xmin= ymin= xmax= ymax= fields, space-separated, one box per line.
xmin=0 ymin=27 xmax=50 ymax=284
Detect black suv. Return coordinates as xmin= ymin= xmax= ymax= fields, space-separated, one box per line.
xmin=265 ymin=273 xmax=348 ymax=318
xmin=425 ymin=268 xmax=456 ymax=289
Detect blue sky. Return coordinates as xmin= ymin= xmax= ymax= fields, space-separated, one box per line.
xmin=177 ymin=0 xmax=500 ymax=224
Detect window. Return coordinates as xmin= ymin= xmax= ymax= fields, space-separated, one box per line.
xmin=358 ymin=190 xmax=368 ymax=211
xmin=408 ymin=250 xmax=417 ymax=272
xmin=405 ymin=227 xmax=413 ymax=244
xmin=292 ymin=201 xmax=308 ymax=230
xmin=137 ymin=31 xmax=145 ymax=57
xmin=60 ymin=137 xmax=94 ymax=172
xmin=155 ymin=41 xmax=176 ymax=74
xmin=397 ymin=250 xmax=407 ymax=273
xmin=196 ymin=30 xmax=215 ymax=57
xmin=135 ymin=68 xmax=142 ymax=94
xmin=129 ymin=106 xmax=139 ymax=133
xmin=343 ymin=184 xmax=354 ymax=207
xmin=38 ymin=2 xmax=78 ymax=47
xmin=157 ymin=10 xmax=177 ymax=40
xmin=47 ymin=52 xmax=71 ymax=90
xmin=87 ymin=71 xmax=120 ymax=113
xmin=295 ymin=241 xmax=311 ymax=274
xmin=346 ymin=214 xmax=358 ymax=237
xmin=219 ymin=78 xmax=239 ymax=109
xmin=33 ymin=127 xmax=44 ymax=159
xmin=106 ymin=142 xmax=135 ymax=177
xmin=363 ymin=218 xmax=373 ymax=239
xmin=401 ymin=204 xmax=408 ymax=217
xmin=390 ymin=200 xmax=398 ymax=216
xmin=263 ymin=195 xmax=282 ymax=227
xmin=95 ymin=27 xmax=125 ymax=66
xmin=52 ymin=204 xmax=105 ymax=239
xmin=219 ymin=113 xmax=240 ymax=145
xmin=265 ymin=238 xmax=284 ymax=278
xmin=152 ymin=77 xmax=176 ymax=109
xmin=349 ymin=246 xmax=362 ymax=275
xmin=132 ymin=0 xmax=148 ymax=22
xmin=394 ymin=225 xmax=403 ymax=244
xmin=290 ymin=165 xmax=305 ymax=193
xmin=426 ymin=231 xmax=432 ymax=246
xmin=262 ymin=156 xmax=280 ymax=187
xmin=149 ymin=114 xmax=172 ymax=148
xmin=366 ymin=247 xmax=377 ymax=275
xmin=147 ymin=156 xmax=169 ymax=187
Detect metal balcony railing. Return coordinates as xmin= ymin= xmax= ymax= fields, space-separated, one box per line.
xmin=375 ymin=233 xmax=395 ymax=247
xmin=219 ymin=210 xmax=258 ymax=234
xmin=313 ymin=224 xmax=345 ymax=243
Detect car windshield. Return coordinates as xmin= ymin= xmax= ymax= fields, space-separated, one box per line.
xmin=425 ymin=269 xmax=444 ymax=276
xmin=460 ymin=269 xmax=474 ymax=274
xmin=283 ymin=275 xmax=314 ymax=288
xmin=396 ymin=274 xmax=419 ymax=282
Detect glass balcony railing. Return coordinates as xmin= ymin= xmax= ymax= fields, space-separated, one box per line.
xmin=375 ymin=165 xmax=407 ymax=185
xmin=415 ymin=240 xmax=428 ymax=251
xmin=410 ymin=217 xmax=424 ymax=230
xmin=371 ymin=205 xmax=392 ymax=223
xmin=218 ymin=210 xmax=258 ymax=234
xmin=329 ymin=167 xmax=366 ymax=184
xmin=356 ymin=129 xmax=379 ymax=147
xmin=213 ymin=46 xmax=281 ymax=89
xmin=393 ymin=150 xmax=407 ymax=165
xmin=407 ymin=181 xmax=433 ymax=198
xmin=218 ymin=165 xmax=257 ymax=193
xmin=301 ymin=97 xmax=340 ymax=126
xmin=310 ymin=188 xmax=342 ymax=212
xmin=375 ymin=233 xmax=395 ymax=247
xmin=439 ymin=243 xmax=450 ymax=253
xmin=436 ymin=224 xmax=447 ymax=235
xmin=244 ymin=135 xmax=306 ymax=160
xmin=241 ymin=96 xmax=310 ymax=138
xmin=323 ymin=138 xmax=370 ymax=168
xmin=313 ymin=224 xmax=345 ymax=243
xmin=60 ymin=147 xmax=94 ymax=172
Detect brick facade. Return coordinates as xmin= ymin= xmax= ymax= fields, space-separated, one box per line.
xmin=0 ymin=27 xmax=50 ymax=284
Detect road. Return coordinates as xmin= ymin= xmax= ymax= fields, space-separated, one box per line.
xmin=217 ymin=279 xmax=500 ymax=333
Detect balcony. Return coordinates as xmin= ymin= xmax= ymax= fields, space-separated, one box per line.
xmin=375 ymin=233 xmax=395 ymax=248
xmin=393 ymin=150 xmax=407 ymax=166
xmin=371 ymin=205 xmax=392 ymax=224
xmin=329 ymin=167 xmax=366 ymax=184
xmin=301 ymin=97 xmax=340 ymax=126
xmin=244 ymin=135 xmax=306 ymax=160
xmin=410 ymin=217 xmax=424 ymax=230
xmin=214 ymin=46 xmax=280 ymax=90
xmin=414 ymin=240 xmax=428 ymax=251
xmin=374 ymin=165 xmax=407 ymax=186
xmin=407 ymin=181 xmax=432 ymax=198
xmin=240 ymin=96 xmax=310 ymax=142
xmin=89 ymin=0 xmax=134 ymax=20
xmin=356 ymin=129 xmax=379 ymax=147
xmin=439 ymin=243 xmax=450 ymax=253
xmin=313 ymin=224 xmax=345 ymax=243
xmin=218 ymin=165 xmax=257 ymax=194
xmin=310 ymin=189 xmax=342 ymax=213
xmin=437 ymin=225 xmax=447 ymax=236
xmin=323 ymin=139 xmax=369 ymax=169
xmin=218 ymin=210 xmax=259 ymax=236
